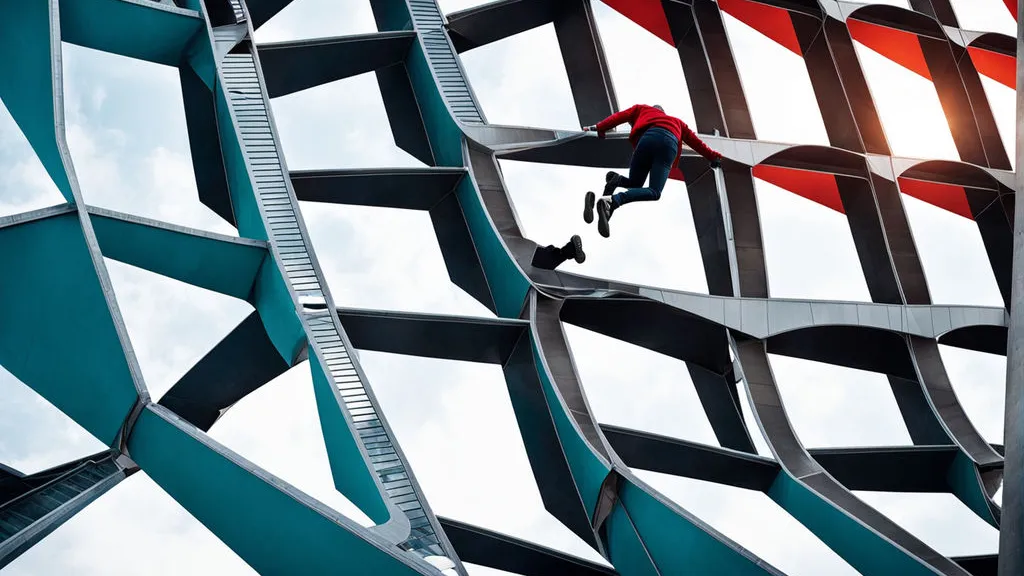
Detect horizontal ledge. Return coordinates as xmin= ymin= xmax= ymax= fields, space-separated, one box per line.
xmin=258 ymin=31 xmax=418 ymax=98
xmin=85 ymin=205 xmax=267 ymax=249
xmin=321 ymin=307 xmax=529 ymax=364
xmin=290 ymin=167 xmax=467 ymax=210
xmin=437 ymin=516 xmax=616 ymax=575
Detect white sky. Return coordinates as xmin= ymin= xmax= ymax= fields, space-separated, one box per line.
xmin=0 ymin=0 xmax=1016 ymax=574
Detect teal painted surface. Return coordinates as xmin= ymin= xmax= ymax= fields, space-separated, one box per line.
xmin=0 ymin=213 xmax=138 ymax=445
xmin=91 ymin=214 xmax=267 ymax=300
xmin=531 ymin=340 xmax=609 ymax=518
xmin=185 ymin=25 xmax=216 ymax=92
xmin=453 ymin=176 xmax=529 ymax=317
xmin=250 ymin=257 xmax=305 ymax=364
xmin=129 ymin=406 xmax=421 ymax=575
xmin=0 ymin=0 xmax=73 ymax=200
xmin=947 ymin=452 xmax=999 ymax=527
xmin=405 ymin=43 xmax=463 ymax=167
xmin=215 ymin=82 xmax=267 ymax=242
xmin=405 ymin=42 xmax=528 ymax=317
xmin=369 ymin=0 xmax=414 ymax=32
xmin=59 ymin=0 xmax=202 ymax=66
xmin=604 ymin=504 xmax=659 ymax=576
xmin=619 ymin=480 xmax=774 ymax=574
xmin=768 ymin=473 xmax=934 ymax=576
xmin=309 ymin=357 xmax=391 ymax=524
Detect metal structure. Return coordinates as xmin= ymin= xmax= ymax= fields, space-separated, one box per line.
xmin=0 ymin=0 xmax=1018 ymax=574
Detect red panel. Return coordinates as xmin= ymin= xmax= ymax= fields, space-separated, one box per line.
xmin=968 ymin=46 xmax=1016 ymax=90
xmin=1005 ymin=0 xmax=1018 ymax=20
xmin=897 ymin=177 xmax=973 ymax=219
xmin=752 ymin=165 xmax=845 ymax=214
xmin=670 ymin=166 xmax=686 ymax=182
xmin=718 ymin=0 xmax=802 ymax=56
xmin=847 ymin=19 xmax=931 ymax=81
xmin=600 ymin=0 xmax=675 ymax=45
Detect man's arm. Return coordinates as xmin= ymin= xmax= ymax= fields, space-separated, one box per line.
xmin=585 ymin=105 xmax=639 ymax=135
xmin=680 ymin=124 xmax=722 ymax=163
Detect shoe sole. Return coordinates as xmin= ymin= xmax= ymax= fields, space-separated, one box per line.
xmin=583 ymin=191 xmax=595 ymax=224
xmin=597 ymin=202 xmax=610 ymax=238
xmin=571 ymin=234 xmax=585 ymax=263
xmin=604 ymin=172 xmax=618 ymax=196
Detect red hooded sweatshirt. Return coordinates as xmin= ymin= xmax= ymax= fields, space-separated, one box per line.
xmin=595 ymin=105 xmax=722 ymax=168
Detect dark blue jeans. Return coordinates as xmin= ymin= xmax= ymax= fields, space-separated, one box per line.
xmin=610 ymin=127 xmax=678 ymax=208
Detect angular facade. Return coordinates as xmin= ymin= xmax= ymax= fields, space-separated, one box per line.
xmin=0 ymin=0 xmax=1017 ymax=574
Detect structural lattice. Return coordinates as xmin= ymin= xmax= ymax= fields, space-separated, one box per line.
xmin=0 ymin=0 xmax=1017 ymax=574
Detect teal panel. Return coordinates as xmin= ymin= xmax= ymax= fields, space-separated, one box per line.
xmin=405 ymin=43 xmax=528 ymax=317
xmin=405 ymin=43 xmax=463 ymax=168
xmin=454 ymin=177 xmax=529 ymax=317
xmin=309 ymin=357 xmax=391 ymax=524
xmin=604 ymin=504 xmax=659 ymax=576
xmin=370 ymin=0 xmax=414 ymax=32
xmin=0 ymin=213 xmax=138 ymax=444
xmin=619 ymin=480 xmax=773 ymax=575
xmin=768 ymin=473 xmax=934 ymax=576
xmin=0 ymin=0 xmax=73 ymax=199
xmin=59 ymin=0 xmax=202 ymax=66
xmin=531 ymin=340 xmax=609 ymax=517
xmin=185 ymin=26 xmax=216 ymax=92
xmin=90 ymin=213 xmax=267 ymax=300
xmin=250 ymin=258 xmax=305 ymax=364
xmin=215 ymin=82 xmax=267 ymax=241
xmin=947 ymin=452 xmax=999 ymax=527
xmin=129 ymin=405 xmax=421 ymax=575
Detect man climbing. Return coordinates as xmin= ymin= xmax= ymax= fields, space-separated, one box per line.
xmin=531 ymin=235 xmax=586 ymax=270
xmin=582 ymin=104 xmax=722 ymax=238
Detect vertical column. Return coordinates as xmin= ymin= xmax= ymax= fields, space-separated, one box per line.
xmin=553 ymin=0 xmax=619 ymax=126
xmin=998 ymin=3 xmax=1024 ymax=571
xmin=664 ymin=0 xmax=756 ymax=139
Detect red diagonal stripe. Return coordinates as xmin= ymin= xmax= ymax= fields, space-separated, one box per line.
xmin=848 ymin=19 xmax=931 ymax=80
xmin=718 ymin=0 xmax=802 ymax=56
xmin=600 ymin=0 xmax=675 ymax=45
xmin=753 ymin=165 xmax=845 ymax=214
xmin=898 ymin=177 xmax=972 ymax=219
xmin=968 ymin=46 xmax=1016 ymax=90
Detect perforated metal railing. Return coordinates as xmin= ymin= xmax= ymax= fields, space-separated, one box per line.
xmin=0 ymin=456 xmax=120 ymax=543
xmin=216 ymin=33 xmax=458 ymax=572
xmin=408 ymin=0 xmax=484 ymax=124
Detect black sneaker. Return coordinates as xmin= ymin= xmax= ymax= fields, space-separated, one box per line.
xmin=570 ymin=234 xmax=585 ymax=263
xmin=583 ymin=191 xmax=595 ymax=224
xmin=603 ymin=171 xmax=619 ymax=196
xmin=597 ymin=198 xmax=613 ymax=238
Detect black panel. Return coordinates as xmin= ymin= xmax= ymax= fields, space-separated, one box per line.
xmin=767 ymin=326 xmax=918 ymax=380
xmin=601 ymin=424 xmax=777 ymax=490
xmin=430 ymin=192 xmax=497 ymax=314
xmin=439 ymin=516 xmax=611 ymax=574
xmin=336 ymin=308 xmax=525 ymax=364
xmin=688 ymin=364 xmax=756 ymax=452
xmin=160 ymin=311 xmax=290 ymax=431
xmin=554 ymin=0 xmax=618 ymax=126
xmin=681 ymin=157 xmax=734 ymax=297
xmin=920 ymin=37 xmax=988 ymax=167
xmin=376 ymin=63 xmax=436 ymax=166
xmin=561 ymin=297 xmax=732 ymax=373
xmin=837 ymin=175 xmax=903 ymax=304
xmin=258 ymin=32 xmax=416 ymax=98
xmin=180 ymin=64 xmax=235 ymax=227
xmin=822 ymin=17 xmax=891 ymax=155
xmin=793 ymin=13 xmax=864 ymax=153
xmin=447 ymin=0 xmax=556 ymax=52
xmin=502 ymin=328 xmax=600 ymax=549
xmin=290 ymin=167 xmax=465 ymax=210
